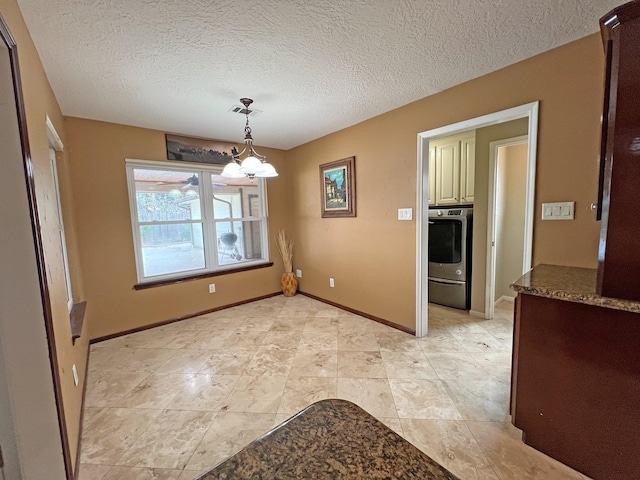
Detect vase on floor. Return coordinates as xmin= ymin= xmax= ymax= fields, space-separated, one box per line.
xmin=281 ymin=272 xmax=298 ymax=297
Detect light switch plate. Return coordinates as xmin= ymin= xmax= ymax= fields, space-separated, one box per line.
xmin=542 ymin=202 xmax=574 ymax=220
xmin=398 ymin=208 xmax=413 ymax=220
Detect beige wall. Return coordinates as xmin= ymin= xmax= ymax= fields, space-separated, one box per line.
xmin=495 ymin=143 xmax=528 ymax=301
xmin=288 ymin=34 xmax=604 ymax=330
xmin=0 ymin=0 xmax=89 ymax=474
xmin=471 ymin=119 xmax=529 ymax=313
xmin=65 ymin=118 xmax=291 ymax=340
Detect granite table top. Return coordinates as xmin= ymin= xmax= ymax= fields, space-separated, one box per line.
xmin=510 ymin=264 xmax=640 ymax=313
xmin=196 ymin=399 xmax=460 ymax=480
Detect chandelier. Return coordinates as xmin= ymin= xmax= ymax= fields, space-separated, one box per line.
xmin=221 ymin=98 xmax=278 ymax=179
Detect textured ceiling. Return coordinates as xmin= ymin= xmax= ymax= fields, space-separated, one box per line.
xmin=16 ymin=0 xmax=619 ymax=150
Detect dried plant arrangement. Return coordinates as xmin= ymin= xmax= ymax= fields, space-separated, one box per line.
xmin=276 ymin=229 xmax=294 ymax=273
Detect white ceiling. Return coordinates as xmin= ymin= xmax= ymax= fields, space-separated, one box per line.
xmin=17 ymin=0 xmax=618 ymax=150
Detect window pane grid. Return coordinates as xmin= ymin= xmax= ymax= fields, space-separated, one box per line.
xmin=212 ymin=217 xmax=265 ymax=224
xmin=138 ymin=219 xmax=204 ymax=226
xmin=139 ymin=223 xmax=205 ymax=277
xmin=214 ymin=220 xmax=265 ymax=266
xmin=126 ymin=159 xmax=269 ymax=283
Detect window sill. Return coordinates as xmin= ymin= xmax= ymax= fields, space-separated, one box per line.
xmin=133 ymin=262 xmax=274 ymax=290
xmin=70 ymin=301 xmax=87 ymax=345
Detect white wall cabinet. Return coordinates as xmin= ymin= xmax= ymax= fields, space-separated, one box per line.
xmin=428 ymin=131 xmax=476 ymax=206
xmin=428 ymin=147 xmax=437 ymax=206
xmin=460 ymin=135 xmax=476 ymax=203
xmin=435 ymin=138 xmax=460 ymax=205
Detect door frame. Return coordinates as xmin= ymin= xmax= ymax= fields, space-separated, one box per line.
xmin=416 ymin=102 xmax=539 ymax=337
xmin=486 ymin=135 xmax=530 ymax=320
xmin=0 ymin=13 xmax=70 ymax=479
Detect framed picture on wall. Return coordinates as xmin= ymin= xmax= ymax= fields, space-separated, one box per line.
xmin=166 ymin=134 xmax=238 ymax=165
xmin=320 ymin=156 xmax=356 ymax=218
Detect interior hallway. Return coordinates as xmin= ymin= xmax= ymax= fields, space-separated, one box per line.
xmin=78 ymin=296 xmax=588 ymax=480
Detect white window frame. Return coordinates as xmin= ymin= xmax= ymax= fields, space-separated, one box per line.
xmin=125 ymin=158 xmax=271 ymax=284
xmin=47 ymin=116 xmax=74 ymax=312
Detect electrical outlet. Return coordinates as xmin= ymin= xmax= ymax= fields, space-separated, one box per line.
xmin=296 ymin=269 xmax=302 ymax=278
xmin=72 ymin=364 xmax=79 ymax=386
xmin=209 ymin=284 xmax=216 ymax=293
xmin=329 ymin=278 xmax=335 ymax=287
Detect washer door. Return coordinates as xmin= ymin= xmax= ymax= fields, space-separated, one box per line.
xmin=427 ymin=218 xmax=467 ymax=281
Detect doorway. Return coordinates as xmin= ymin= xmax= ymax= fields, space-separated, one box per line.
xmin=486 ymin=136 xmax=529 ymax=320
xmin=415 ymin=102 xmax=539 ymax=337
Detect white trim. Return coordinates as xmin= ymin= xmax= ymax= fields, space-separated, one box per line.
xmin=416 ymin=101 xmax=539 ymax=337
xmin=125 ymin=157 xmax=221 ymax=170
xmin=415 ymin=134 xmax=429 ymax=337
xmin=49 ymin=148 xmax=73 ymax=312
xmin=524 ymin=106 xmax=538 ymax=275
xmin=469 ymin=310 xmax=486 ymax=318
xmin=46 ymin=117 xmax=75 ymax=310
xmin=45 ymin=116 xmax=63 ymax=151
xmin=486 ymin=134 xmax=529 ymax=320
xmin=495 ymin=295 xmax=515 ymax=307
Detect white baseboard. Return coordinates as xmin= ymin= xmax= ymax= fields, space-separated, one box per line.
xmin=495 ymin=296 xmax=515 ymax=307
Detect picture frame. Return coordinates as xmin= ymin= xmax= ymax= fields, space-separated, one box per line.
xmin=320 ymin=156 xmax=356 ymax=218
xmin=166 ymin=134 xmax=238 ymax=165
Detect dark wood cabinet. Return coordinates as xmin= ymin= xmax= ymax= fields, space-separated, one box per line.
xmin=596 ymin=1 xmax=640 ymax=301
xmin=511 ymin=293 xmax=640 ymax=480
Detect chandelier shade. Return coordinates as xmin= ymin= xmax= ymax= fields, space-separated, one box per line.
xmin=220 ymin=161 xmax=245 ymax=178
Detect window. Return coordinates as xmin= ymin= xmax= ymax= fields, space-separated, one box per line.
xmin=125 ymin=159 xmax=270 ymax=283
xmin=50 ymin=147 xmax=74 ymax=311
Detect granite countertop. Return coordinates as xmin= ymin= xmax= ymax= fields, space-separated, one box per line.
xmin=196 ymin=399 xmax=459 ymax=480
xmin=510 ymin=264 xmax=640 ymax=313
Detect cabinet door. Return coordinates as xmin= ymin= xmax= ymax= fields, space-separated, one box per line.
xmin=428 ymin=145 xmax=436 ymax=206
xmin=596 ymin=2 xmax=640 ymax=302
xmin=460 ymin=136 xmax=476 ymax=203
xmin=435 ymin=140 xmax=460 ymax=205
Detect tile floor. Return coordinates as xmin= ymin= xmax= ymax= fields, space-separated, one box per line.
xmin=77 ymin=295 xmax=589 ymax=480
